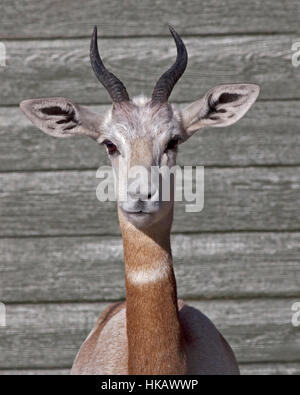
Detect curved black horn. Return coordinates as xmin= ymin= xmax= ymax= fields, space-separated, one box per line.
xmin=151 ymin=26 xmax=188 ymax=104
xmin=90 ymin=26 xmax=130 ymax=103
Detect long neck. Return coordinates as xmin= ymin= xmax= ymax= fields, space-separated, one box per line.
xmin=119 ymin=208 xmax=186 ymax=374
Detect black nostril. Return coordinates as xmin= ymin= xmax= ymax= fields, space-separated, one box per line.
xmin=147 ymin=193 xmax=152 ymax=200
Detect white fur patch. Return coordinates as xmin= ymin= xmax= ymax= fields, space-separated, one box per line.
xmin=127 ymin=264 xmax=170 ymax=285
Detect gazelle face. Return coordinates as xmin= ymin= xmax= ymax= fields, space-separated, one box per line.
xmin=20 ymin=26 xmax=260 ymax=231
xmin=99 ymin=97 xmax=184 ymax=228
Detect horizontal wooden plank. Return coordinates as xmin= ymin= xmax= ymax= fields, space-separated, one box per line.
xmin=0 ymin=299 xmax=298 ymax=368
xmin=0 ymin=105 xmax=109 ymax=172
xmin=0 ymin=168 xmax=299 ymax=237
xmin=2 ymin=100 xmax=300 ymax=172
xmin=0 ymin=369 xmax=70 ymax=375
xmin=0 ymin=233 xmax=299 ymax=303
xmin=240 ymin=363 xmax=300 ymax=376
xmin=2 ymin=363 xmax=300 ymax=375
xmin=1 ymin=0 xmax=299 ymax=39
xmin=0 ymin=36 xmax=295 ymax=105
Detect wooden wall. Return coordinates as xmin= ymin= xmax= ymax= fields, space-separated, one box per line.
xmin=0 ymin=0 xmax=299 ymax=375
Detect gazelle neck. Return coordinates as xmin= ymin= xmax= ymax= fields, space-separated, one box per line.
xmin=118 ymin=207 xmax=186 ymax=374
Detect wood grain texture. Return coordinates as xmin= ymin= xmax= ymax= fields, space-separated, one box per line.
xmin=240 ymin=363 xmax=300 ymax=376
xmin=2 ymin=100 xmax=300 ymax=172
xmin=1 ymin=363 xmax=300 ymax=375
xmin=0 ymin=299 xmax=298 ymax=368
xmin=0 ymin=167 xmax=299 ymax=237
xmin=0 ymin=233 xmax=299 ymax=303
xmin=1 ymin=0 xmax=299 ymax=39
xmin=0 ymin=369 xmax=70 ymax=375
xmin=0 ymin=35 xmax=295 ymax=106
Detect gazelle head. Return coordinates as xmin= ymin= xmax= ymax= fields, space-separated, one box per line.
xmin=20 ymin=26 xmax=259 ymax=230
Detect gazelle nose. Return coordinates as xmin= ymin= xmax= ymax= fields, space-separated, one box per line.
xmin=128 ymin=184 xmax=157 ymax=201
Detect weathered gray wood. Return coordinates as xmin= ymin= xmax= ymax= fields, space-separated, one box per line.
xmin=0 ymin=233 xmax=299 ymax=303
xmin=2 ymin=100 xmax=300 ymax=172
xmin=240 ymin=363 xmax=300 ymax=376
xmin=0 ymin=0 xmax=298 ymax=377
xmin=0 ymin=36 xmax=295 ymax=105
xmin=1 ymin=0 xmax=299 ymax=39
xmin=0 ymin=299 xmax=298 ymax=368
xmin=0 ymin=168 xmax=299 ymax=237
xmin=0 ymin=105 xmax=107 ymax=172
xmin=2 ymin=363 xmax=300 ymax=375
xmin=0 ymin=369 xmax=70 ymax=375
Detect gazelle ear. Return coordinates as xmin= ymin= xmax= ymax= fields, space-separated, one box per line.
xmin=181 ymin=84 xmax=260 ymax=136
xmin=20 ymin=97 xmax=104 ymax=139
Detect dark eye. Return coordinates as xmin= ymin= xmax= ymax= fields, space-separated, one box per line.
xmin=165 ymin=137 xmax=180 ymax=152
xmin=103 ymin=140 xmax=118 ymax=155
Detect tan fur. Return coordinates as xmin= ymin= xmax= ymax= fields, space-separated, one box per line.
xmin=72 ymin=302 xmax=127 ymax=375
xmin=120 ymin=210 xmax=186 ymax=374
xmin=72 ymin=207 xmax=240 ymax=375
xmin=72 ymin=300 xmax=239 ymax=375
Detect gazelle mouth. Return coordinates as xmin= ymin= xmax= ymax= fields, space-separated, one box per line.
xmin=120 ymin=201 xmax=162 ymax=219
xmin=124 ymin=210 xmax=151 ymax=215
xmin=120 ymin=205 xmax=160 ymax=217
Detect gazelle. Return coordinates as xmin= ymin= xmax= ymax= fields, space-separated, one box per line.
xmin=20 ymin=26 xmax=259 ymax=375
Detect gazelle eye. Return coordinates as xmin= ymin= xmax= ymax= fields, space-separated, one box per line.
xmin=165 ymin=137 xmax=180 ymax=152
xmin=103 ymin=140 xmax=118 ymax=155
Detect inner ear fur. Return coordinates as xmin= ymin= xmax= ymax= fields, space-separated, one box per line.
xmin=20 ymin=97 xmax=103 ymax=139
xmin=182 ymin=84 xmax=260 ymax=135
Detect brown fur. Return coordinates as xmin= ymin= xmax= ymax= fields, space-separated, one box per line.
xmin=71 ymin=300 xmax=239 ymax=375
xmin=71 ymin=208 xmax=239 ymax=375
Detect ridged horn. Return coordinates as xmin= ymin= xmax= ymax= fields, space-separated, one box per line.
xmin=90 ymin=26 xmax=130 ymax=103
xmin=151 ymin=26 xmax=188 ymax=104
